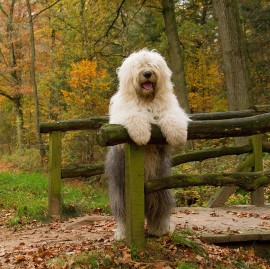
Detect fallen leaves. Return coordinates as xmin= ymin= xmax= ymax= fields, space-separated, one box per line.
xmin=0 ymin=211 xmax=270 ymax=268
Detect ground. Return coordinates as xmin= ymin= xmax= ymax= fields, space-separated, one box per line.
xmin=0 ymin=206 xmax=270 ymax=268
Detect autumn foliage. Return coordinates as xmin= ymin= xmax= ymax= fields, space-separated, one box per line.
xmin=62 ymin=60 xmax=110 ymax=118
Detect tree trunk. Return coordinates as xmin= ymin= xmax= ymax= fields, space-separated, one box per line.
xmin=26 ymin=0 xmax=45 ymax=160
xmin=212 ymin=0 xmax=251 ymax=111
xmin=212 ymin=0 xmax=251 ymax=145
xmin=49 ymin=28 xmax=59 ymax=121
xmin=13 ymin=95 xmax=24 ymax=149
xmin=161 ymin=0 xmax=190 ymax=113
xmin=7 ymin=0 xmax=25 ymax=150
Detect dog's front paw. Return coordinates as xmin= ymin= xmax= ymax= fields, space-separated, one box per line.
xmin=159 ymin=116 xmax=188 ymax=147
xmin=125 ymin=119 xmax=151 ymax=145
xmin=128 ymin=128 xmax=151 ymax=145
xmin=164 ymin=127 xmax=187 ymax=147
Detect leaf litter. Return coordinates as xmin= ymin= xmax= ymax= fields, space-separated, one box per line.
xmin=0 ymin=210 xmax=269 ymax=268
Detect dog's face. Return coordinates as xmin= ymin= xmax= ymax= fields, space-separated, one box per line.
xmin=117 ymin=49 xmax=172 ymax=101
xmin=136 ymin=66 xmax=158 ymax=100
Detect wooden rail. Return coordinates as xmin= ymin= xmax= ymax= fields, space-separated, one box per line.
xmin=40 ymin=107 xmax=269 ymax=134
xmin=97 ymin=113 xmax=270 ymax=146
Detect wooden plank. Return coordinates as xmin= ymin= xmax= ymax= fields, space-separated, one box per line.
xmin=207 ymin=153 xmax=254 ymax=207
xmin=251 ymin=134 xmax=264 ymax=206
xmin=48 ymin=131 xmax=62 ymax=218
xmin=207 ymin=186 xmax=237 ymax=208
xmin=125 ymin=143 xmax=145 ymax=248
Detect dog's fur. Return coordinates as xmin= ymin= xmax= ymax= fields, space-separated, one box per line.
xmin=105 ymin=49 xmax=189 ymax=240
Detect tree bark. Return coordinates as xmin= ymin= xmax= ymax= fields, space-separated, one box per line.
xmin=212 ymin=0 xmax=251 ymax=111
xmin=49 ymin=28 xmax=59 ymax=121
xmin=212 ymin=0 xmax=251 ymax=146
xmin=161 ymin=0 xmax=190 ymax=113
xmin=6 ymin=0 xmax=25 ymax=149
xmin=26 ymin=0 xmax=45 ymax=160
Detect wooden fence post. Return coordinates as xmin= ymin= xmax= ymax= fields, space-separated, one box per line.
xmin=251 ymin=134 xmax=264 ymax=205
xmin=48 ymin=131 xmax=62 ymax=218
xmin=125 ymin=143 xmax=145 ymax=248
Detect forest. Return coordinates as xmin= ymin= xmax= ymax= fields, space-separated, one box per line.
xmin=0 ymin=0 xmax=269 ymax=165
xmin=0 ymin=0 xmax=270 ymax=268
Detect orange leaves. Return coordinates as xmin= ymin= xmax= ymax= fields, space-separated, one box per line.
xmin=186 ymin=51 xmax=227 ymax=113
xmin=61 ymin=59 xmax=110 ymax=118
xmin=69 ymin=60 xmax=100 ymax=88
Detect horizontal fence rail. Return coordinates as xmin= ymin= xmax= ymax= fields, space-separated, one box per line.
xmin=40 ymin=116 xmax=108 ymax=133
xmin=97 ymin=113 xmax=270 ymax=146
xmin=58 ymin=142 xmax=270 ymax=179
xmin=171 ymin=142 xmax=270 ymax=166
xmin=40 ymin=107 xmax=270 ymax=133
xmin=145 ymin=171 xmax=270 ymax=194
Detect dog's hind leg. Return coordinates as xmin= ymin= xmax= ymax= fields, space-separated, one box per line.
xmin=105 ymin=145 xmax=126 ymax=240
xmin=145 ymin=190 xmax=175 ymax=236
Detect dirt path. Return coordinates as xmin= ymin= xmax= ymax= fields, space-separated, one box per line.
xmin=0 ymin=215 xmax=115 ymax=268
xmin=0 ymin=206 xmax=270 ymax=268
xmin=172 ymin=205 xmax=270 ymax=243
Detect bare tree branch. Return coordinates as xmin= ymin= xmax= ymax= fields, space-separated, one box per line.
xmin=32 ymin=0 xmax=62 ymax=20
xmin=94 ymin=0 xmax=126 ymax=48
xmin=0 ymin=89 xmax=14 ymax=101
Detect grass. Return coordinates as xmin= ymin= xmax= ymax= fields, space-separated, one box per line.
xmin=0 ymin=172 xmax=109 ymax=225
xmin=46 ymin=251 xmax=113 ymax=268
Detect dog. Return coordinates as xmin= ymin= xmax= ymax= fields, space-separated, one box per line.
xmin=105 ymin=49 xmax=189 ymax=240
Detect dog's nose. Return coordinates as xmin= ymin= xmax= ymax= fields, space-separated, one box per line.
xmin=143 ymin=71 xmax=152 ymax=79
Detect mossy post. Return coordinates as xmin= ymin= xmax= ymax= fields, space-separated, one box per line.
xmin=251 ymin=134 xmax=264 ymax=205
xmin=48 ymin=131 xmax=62 ymax=218
xmin=125 ymin=143 xmax=145 ymax=248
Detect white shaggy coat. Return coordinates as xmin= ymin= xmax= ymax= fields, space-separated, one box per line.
xmin=110 ymin=49 xmax=189 ymax=147
xmin=106 ymin=49 xmax=189 ymax=240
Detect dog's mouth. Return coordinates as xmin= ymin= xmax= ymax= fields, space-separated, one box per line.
xmin=141 ymin=81 xmax=154 ymax=90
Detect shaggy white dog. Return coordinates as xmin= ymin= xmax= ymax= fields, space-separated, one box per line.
xmin=105 ymin=49 xmax=189 ymax=240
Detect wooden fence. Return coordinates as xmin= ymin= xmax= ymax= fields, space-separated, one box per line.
xmin=40 ymin=107 xmax=270 ymax=246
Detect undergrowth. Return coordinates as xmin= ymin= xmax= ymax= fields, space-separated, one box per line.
xmin=0 ymin=173 xmax=109 ymax=225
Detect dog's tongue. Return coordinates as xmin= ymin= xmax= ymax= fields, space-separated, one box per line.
xmin=142 ymin=82 xmax=153 ymax=90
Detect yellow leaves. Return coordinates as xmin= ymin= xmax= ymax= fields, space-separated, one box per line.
xmin=68 ymin=60 xmax=106 ymax=89
xmin=186 ymin=49 xmax=226 ymax=113
xmin=61 ymin=59 xmax=110 ymax=118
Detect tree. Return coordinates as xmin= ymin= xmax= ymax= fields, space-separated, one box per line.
xmin=212 ymin=0 xmax=251 ymax=112
xmin=60 ymin=59 xmax=110 ymax=163
xmin=240 ymin=0 xmax=270 ymax=106
xmin=26 ymin=0 xmax=45 ymax=160
xmin=161 ymin=0 xmax=190 ymax=113
xmin=176 ymin=0 xmax=226 ymax=113
xmin=0 ymin=0 xmax=25 ymax=149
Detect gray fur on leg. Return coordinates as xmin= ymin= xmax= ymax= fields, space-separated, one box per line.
xmin=105 ymin=144 xmax=175 ymax=239
xmin=145 ymin=190 xmax=175 ymax=236
xmin=105 ymin=145 xmax=126 ymax=239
